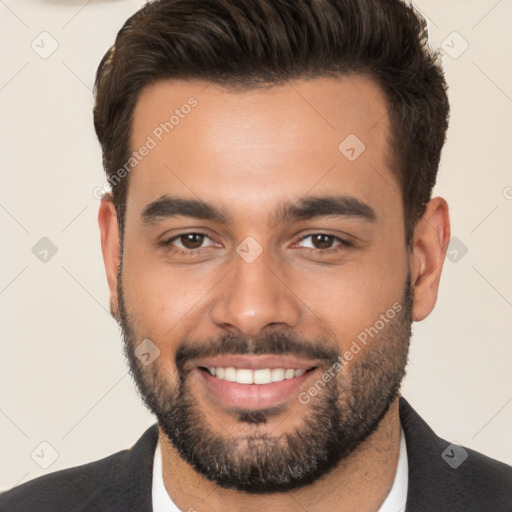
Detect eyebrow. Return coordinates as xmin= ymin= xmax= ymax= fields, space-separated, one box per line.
xmin=141 ymin=194 xmax=376 ymax=226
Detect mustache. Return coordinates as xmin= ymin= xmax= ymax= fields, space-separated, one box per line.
xmin=175 ymin=331 xmax=340 ymax=374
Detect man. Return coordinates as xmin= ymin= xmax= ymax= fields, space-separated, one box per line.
xmin=1 ymin=0 xmax=511 ymax=510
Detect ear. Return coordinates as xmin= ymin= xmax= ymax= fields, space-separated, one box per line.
xmin=98 ymin=194 xmax=121 ymax=320
xmin=409 ymin=197 xmax=451 ymax=321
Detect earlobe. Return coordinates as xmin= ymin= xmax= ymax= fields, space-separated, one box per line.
xmin=409 ymin=197 xmax=451 ymax=322
xmin=98 ymin=194 xmax=121 ymax=320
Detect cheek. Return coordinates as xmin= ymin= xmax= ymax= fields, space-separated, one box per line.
xmin=121 ymin=252 xmax=218 ymax=346
xmin=289 ymin=247 xmax=407 ymax=352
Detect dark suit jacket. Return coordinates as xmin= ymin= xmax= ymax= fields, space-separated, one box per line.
xmin=1 ymin=397 xmax=511 ymax=511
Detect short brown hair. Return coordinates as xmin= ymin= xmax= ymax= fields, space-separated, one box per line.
xmin=93 ymin=0 xmax=449 ymax=246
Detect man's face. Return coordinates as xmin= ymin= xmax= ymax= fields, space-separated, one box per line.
xmin=114 ymin=75 xmax=413 ymax=492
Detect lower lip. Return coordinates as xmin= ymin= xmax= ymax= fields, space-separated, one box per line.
xmin=196 ymin=368 xmax=317 ymax=410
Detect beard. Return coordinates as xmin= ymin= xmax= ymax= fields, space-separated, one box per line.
xmin=116 ymin=269 xmax=413 ymax=494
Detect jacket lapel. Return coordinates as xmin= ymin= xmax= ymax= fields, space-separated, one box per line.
xmin=89 ymin=423 xmax=159 ymax=511
xmin=400 ymin=396 xmax=511 ymax=511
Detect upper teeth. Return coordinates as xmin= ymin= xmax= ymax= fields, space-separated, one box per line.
xmin=207 ymin=367 xmax=306 ymax=384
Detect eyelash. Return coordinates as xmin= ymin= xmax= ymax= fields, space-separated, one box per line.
xmin=161 ymin=232 xmax=353 ymax=257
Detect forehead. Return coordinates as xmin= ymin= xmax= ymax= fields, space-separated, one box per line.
xmin=127 ymin=75 xmax=398 ymax=223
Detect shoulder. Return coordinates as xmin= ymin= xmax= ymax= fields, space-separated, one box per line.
xmin=439 ymin=440 xmax=512 ymax=509
xmin=0 ymin=450 xmax=128 ymax=512
xmin=400 ymin=397 xmax=512 ymax=511
xmin=0 ymin=424 xmax=159 ymax=512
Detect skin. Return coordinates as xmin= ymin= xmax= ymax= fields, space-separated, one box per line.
xmin=98 ymin=75 xmax=450 ymax=511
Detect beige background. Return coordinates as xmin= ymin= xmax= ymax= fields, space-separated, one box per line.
xmin=0 ymin=0 xmax=511 ymax=492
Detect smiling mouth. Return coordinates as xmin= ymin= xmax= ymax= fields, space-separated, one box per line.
xmin=195 ymin=362 xmax=320 ymax=410
xmin=198 ymin=366 xmax=317 ymax=385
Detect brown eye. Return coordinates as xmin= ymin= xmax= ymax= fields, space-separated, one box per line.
xmin=160 ymin=231 xmax=217 ymax=257
xmin=296 ymin=233 xmax=352 ymax=253
xmin=310 ymin=234 xmax=336 ymax=249
xmin=178 ymin=233 xmax=206 ymax=249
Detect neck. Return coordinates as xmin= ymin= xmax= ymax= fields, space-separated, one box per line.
xmin=159 ymin=397 xmax=401 ymax=512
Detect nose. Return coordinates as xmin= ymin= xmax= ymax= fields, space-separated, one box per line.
xmin=209 ymin=245 xmax=301 ymax=337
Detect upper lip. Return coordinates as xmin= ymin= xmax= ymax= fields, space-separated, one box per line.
xmin=193 ymin=355 xmax=319 ymax=371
